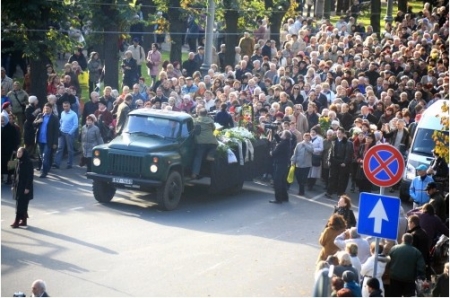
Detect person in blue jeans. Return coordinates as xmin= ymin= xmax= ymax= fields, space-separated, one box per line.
xmin=53 ymin=101 xmax=78 ymax=169
xmin=33 ymin=103 xmax=59 ymax=178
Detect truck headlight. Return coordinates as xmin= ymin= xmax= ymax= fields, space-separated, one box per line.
xmin=150 ymin=165 xmax=158 ymax=173
xmin=93 ymin=158 xmax=101 ymax=167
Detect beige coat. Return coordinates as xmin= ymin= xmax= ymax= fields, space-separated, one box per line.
xmin=318 ymin=226 xmax=346 ymax=261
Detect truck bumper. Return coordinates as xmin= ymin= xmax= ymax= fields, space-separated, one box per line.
xmin=86 ymin=172 xmax=163 ymax=190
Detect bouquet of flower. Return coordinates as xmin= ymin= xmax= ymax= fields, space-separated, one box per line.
xmin=215 ymin=127 xmax=256 ymax=156
xmin=319 ymin=116 xmax=330 ymax=134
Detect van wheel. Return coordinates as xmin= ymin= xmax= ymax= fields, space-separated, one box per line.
xmin=157 ymin=171 xmax=182 ymax=211
xmin=93 ymin=180 xmax=116 ymax=203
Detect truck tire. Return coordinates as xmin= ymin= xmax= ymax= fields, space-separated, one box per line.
xmin=224 ymin=180 xmax=244 ymax=195
xmin=93 ymin=180 xmax=116 ymax=203
xmin=157 ymin=171 xmax=182 ymax=211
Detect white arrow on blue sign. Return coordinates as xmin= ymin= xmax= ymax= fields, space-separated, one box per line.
xmin=357 ymin=192 xmax=401 ymax=240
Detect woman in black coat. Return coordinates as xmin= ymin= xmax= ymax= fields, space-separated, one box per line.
xmin=121 ymin=50 xmax=138 ymax=89
xmin=1 ymin=116 xmax=20 ymax=184
xmin=11 ymin=147 xmax=34 ymax=228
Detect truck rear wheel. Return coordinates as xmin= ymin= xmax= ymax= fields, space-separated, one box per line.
xmin=93 ymin=180 xmax=116 ymax=203
xmin=157 ymin=171 xmax=182 ymax=211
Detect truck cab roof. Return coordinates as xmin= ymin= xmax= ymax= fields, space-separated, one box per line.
xmin=129 ymin=109 xmax=193 ymax=122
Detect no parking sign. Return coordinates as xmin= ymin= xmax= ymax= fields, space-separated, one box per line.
xmin=363 ymin=144 xmax=405 ymax=188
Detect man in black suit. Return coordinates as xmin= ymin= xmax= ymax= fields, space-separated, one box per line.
xmin=357 ymin=106 xmax=378 ymax=125
xmin=31 ymin=279 xmax=50 ymax=297
xmin=326 ymin=127 xmax=353 ymax=198
xmin=270 ymin=129 xmax=292 ymax=204
xmin=33 ymin=103 xmax=60 ymax=178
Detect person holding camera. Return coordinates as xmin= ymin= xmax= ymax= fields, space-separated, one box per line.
xmin=269 ymin=129 xmax=292 ymax=204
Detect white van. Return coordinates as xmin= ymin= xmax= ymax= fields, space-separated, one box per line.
xmin=399 ymin=99 xmax=449 ymax=201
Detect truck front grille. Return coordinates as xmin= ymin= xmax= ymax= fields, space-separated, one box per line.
xmin=108 ymin=154 xmax=143 ymax=177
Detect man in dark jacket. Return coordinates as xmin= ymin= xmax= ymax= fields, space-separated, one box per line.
xmin=326 ymin=127 xmax=353 ymax=198
xmin=34 ymin=103 xmax=60 ymax=178
xmin=407 ymin=215 xmax=431 ymax=279
xmin=270 ymin=130 xmax=292 ymax=204
xmin=389 ymin=233 xmax=426 ymax=297
xmin=182 ymin=52 xmax=198 ymax=78
xmin=82 ymin=91 xmax=99 ymax=125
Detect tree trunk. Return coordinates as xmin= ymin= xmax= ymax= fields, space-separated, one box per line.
xmin=140 ymin=0 xmax=157 ymax=52
xmin=371 ymin=0 xmax=381 ymax=37
xmin=29 ymin=54 xmax=48 ymax=108
xmin=224 ymin=8 xmax=239 ymax=68
xmin=265 ymin=0 xmax=289 ymax=49
xmin=397 ymin=0 xmax=407 ymax=14
xmin=101 ymin=0 xmax=120 ymax=89
xmin=167 ymin=1 xmax=185 ymax=63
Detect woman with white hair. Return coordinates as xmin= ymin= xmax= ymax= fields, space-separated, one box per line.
xmin=24 ymin=96 xmax=41 ymax=158
xmin=121 ymin=50 xmax=138 ymax=89
xmin=80 ymin=114 xmax=104 ymax=173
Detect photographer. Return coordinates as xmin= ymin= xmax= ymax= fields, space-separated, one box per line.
xmin=269 ymin=129 xmax=292 ymax=204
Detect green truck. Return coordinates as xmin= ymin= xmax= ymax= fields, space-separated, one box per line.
xmin=86 ymin=109 xmax=269 ymax=211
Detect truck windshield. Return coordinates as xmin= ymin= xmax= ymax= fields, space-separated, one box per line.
xmin=411 ymin=128 xmax=447 ymax=157
xmin=124 ymin=115 xmax=180 ymax=139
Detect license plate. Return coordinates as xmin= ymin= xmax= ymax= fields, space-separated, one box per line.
xmin=112 ymin=177 xmax=133 ymax=184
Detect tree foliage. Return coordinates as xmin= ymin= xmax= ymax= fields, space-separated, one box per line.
xmin=432 ymin=102 xmax=449 ymax=163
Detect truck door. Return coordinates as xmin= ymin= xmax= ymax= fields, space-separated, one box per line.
xmin=179 ymin=119 xmax=195 ymax=169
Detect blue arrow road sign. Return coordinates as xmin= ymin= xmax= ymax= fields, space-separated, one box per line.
xmin=357 ymin=192 xmax=400 ymax=240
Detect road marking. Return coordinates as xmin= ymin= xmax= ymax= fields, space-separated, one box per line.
xmin=44 ymin=210 xmax=60 ymax=215
xmin=70 ymin=207 xmax=84 ymax=211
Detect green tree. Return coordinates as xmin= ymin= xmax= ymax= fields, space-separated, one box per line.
xmin=2 ymin=0 xmax=72 ymax=105
xmin=433 ymin=101 xmax=449 ymax=163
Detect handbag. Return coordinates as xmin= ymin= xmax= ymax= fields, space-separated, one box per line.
xmin=312 ymin=154 xmax=322 ymax=167
xmin=7 ymin=153 xmax=18 ymax=171
xmin=287 ymin=165 xmax=295 ymax=183
xmin=146 ymin=60 xmax=153 ymax=68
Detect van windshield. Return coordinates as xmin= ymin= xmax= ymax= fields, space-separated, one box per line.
xmin=411 ymin=128 xmax=447 ymax=157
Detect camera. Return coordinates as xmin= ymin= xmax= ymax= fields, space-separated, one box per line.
xmin=263 ymin=121 xmax=281 ymax=130
xmin=13 ymin=292 xmax=26 ymax=297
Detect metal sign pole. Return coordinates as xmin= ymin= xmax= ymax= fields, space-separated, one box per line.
xmin=373 ymin=187 xmax=385 ymax=278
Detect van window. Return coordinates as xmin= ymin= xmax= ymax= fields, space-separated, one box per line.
xmin=411 ymin=128 xmax=448 ymax=157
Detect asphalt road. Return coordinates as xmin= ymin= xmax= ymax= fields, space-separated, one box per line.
xmin=1 ymin=164 xmax=410 ymax=297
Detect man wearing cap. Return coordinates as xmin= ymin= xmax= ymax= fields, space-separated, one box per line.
xmin=181 ymin=77 xmax=198 ymax=96
xmin=425 ymin=182 xmax=446 ymax=223
xmin=409 ymin=164 xmax=434 ymax=209
xmin=128 ymin=37 xmax=146 ymax=76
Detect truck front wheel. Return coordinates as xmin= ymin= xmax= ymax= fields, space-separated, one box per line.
xmin=157 ymin=171 xmax=182 ymax=211
xmin=93 ymin=180 xmax=116 ymax=203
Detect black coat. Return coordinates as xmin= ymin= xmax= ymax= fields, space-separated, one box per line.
xmin=1 ymin=123 xmax=20 ymax=174
xmin=13 ymin=150 xmax=34 ymax=215
xmin=272 ymin=137 xmax=291 ymax=166
xmin=82 ymin=101 xmax=99 ymax=125
xmin=328 ymin=137 xmax=353 ymax=173
xmin=408 ymin=226 xmax=431 ymax=264
xmin=357 ymin=112 xmax=378 ymax=125
xmin=34 ymin=113 xmax=60 ymax=147
xmin=24 ymin=104 xmax=37 ymax=145
xmin=338 ymin=112 xmax=354 ymax=132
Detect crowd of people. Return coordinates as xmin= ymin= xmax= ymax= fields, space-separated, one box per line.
xmin=1 ymin=0 xmax=450 ymax=295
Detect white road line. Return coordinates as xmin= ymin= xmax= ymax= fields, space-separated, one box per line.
xmin=70 ymin=207 xmax=84 ymax=211
xmin=44 ymin=210 xmax=60 ymax=215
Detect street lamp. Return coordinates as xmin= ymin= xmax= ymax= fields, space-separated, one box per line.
xmin=200 ymin=0 xmax=215 ymax=75
xmin=384 ymin=0 xmax=393 ymax=23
